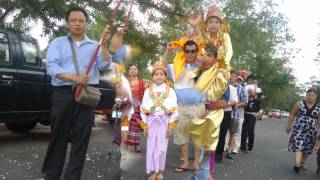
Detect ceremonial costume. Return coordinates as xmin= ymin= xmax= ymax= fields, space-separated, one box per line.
xmin=125 ymin=77 xmax=146 ymax=147
xmin=189 ymin=4 xmax=233 ymax=151
xmin=140 ymin=82 xmax=178 ymax=174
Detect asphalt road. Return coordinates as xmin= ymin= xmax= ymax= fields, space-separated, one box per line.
xmin=121 ymin=118 xmax=320 ymax=180
xmin=0 ymin=115 xmax=121 ymax=180
xmin=1 ymin=117 xmax=319 ymax=180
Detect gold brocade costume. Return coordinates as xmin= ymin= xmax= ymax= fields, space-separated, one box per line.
xmin=188 ymin=64 xmax=228 ymax=150
xmin=188 ymin=7 xmax=233 ymax=151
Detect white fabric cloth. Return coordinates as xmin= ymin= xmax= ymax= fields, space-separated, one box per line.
xmin=140 ymin=83 xmax=178 ymax=123
xmin=167 ymin=64 xmax=198 ymax=89
xmin=224 ymin=85 xmax=238 ymax=112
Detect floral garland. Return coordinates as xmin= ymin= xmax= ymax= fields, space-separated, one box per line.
xmin=148 ymin=84 xmax=170 ymax=112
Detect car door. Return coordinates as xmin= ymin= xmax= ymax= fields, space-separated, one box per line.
xmin=0 ymin=31 xmax=17 ymax=113
xmin=15 ymin=36 xmax=45 ymax=112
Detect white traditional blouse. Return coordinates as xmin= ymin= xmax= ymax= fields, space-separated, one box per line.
xmin=139 ymin=83 xmax=178 ymax=129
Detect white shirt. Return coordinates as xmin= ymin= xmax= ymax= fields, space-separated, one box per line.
xmin=140 ymin=83 xmax=178 ymax=123
xmin=224 ymin=84 xmax=238 ymax=112
xmin=167 ymin=64 xmax=198 ymax=89
xmin=244 ymin=84 xmax=256 ymax=103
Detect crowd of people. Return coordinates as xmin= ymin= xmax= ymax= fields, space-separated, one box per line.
xmin=37 ymin=3 xmax=320 ymax=180
xmin=107 ymin=3 xmax=264 ymax=180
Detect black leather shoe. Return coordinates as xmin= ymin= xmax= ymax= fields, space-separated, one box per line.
xmin=215 ymin=153 xmax=223 ymax=163
xmin=293 ymin=166 xmax=300 ymax=173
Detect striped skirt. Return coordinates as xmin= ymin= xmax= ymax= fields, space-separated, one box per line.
xmin=125 ymin=112 xmax=142 ymax=146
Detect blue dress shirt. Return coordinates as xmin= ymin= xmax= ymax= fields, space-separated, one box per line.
xmin=46 ymin=35 xmax=111 ymax=86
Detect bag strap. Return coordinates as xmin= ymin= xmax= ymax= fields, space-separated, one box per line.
xmin=68 ymin=36 xmax=80 ymax=75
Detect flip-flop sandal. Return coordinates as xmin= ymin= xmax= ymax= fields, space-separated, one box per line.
xmin=174 ymin=166 xmax=190 ymax=173
xmin=156 ymin=173 xmax=164 ymax=180
xmin=192 ymin=168 xmax=200 ymax=175
xmin=134 ymin=146 xmax=142 ymax=153
xmin=208 ymin=175 xmax=215 ymax=180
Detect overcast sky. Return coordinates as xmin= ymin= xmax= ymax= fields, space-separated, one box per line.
xmin=30 ymin=0 xmax=320 ymax=84
xmin=275 ymin=0 xmax=320 ymax=84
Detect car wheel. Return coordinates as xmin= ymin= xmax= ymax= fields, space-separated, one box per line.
xmin=5 ymin=121 xmax=37 ymax=133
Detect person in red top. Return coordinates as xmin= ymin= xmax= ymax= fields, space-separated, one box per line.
xmin=124 ymin=64 xmax=147 ymax=152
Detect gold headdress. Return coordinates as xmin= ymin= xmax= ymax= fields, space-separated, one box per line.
xmin=206 ymin=4 xmax=222 ymax=22
xmin=112 ymin=64 xmax=124 ymax=87
xmin=152 ymin=61 xmax=167 ymax=75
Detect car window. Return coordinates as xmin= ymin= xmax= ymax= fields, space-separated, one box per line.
xmin=0 ymin=32 xmax=10 ymax=64
xmin=21 ymin=40 xmax=38 ymax=65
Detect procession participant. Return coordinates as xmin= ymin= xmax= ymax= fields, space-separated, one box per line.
xmin=240 ymin=88 xmax=261 ymax=153
xmin=124 ymin=64 xmax=147 ymax=152
xmin=232 ymin=76 xmax=246 ymax=153
xmin=215 ymin=70 xmax=238 ymax=162
xmin=287 ymin=88 xmax=320 ymax=173
xmin=188 ymin=3 xmax=233 ymax=178
xmin=39 ymin=7 xmax=112 ymax=180
xmin=189 ymin=43 xmax=229 ymax=180
xmin=163 ymin=39 xmax=205 ymax=173
xmin=112 ymin=76 xmax=133 ymax=146
xmin=226 ymin=75 xmax=246 ymax=155
xmin=139 ymin=61 xmax=178 ymax=180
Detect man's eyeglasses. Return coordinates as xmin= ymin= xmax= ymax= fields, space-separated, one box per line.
xmin=68 ymin=19 xmax=86 ymax=24
xmin=184 ymin=49 xmax=197 ymax=54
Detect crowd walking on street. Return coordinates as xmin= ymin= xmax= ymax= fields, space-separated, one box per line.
xmin=33 ymin=3 xmax=320 ymax=180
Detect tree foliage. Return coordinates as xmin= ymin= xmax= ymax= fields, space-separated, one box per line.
xmin=0 ymin=0 xmax=303 ymax=110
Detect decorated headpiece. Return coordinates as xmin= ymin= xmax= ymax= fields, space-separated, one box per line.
xmin=152 ymin=61 xmax=167 ymax=75
xmin=112 ymin=64 xmax=125 ymax=87
xmin=206 ymin=4 xmax=222 ymax=22
xmin=113 ymin=76 xmax=122 ymax=87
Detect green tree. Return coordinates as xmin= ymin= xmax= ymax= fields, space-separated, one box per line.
xmin=304 ymin=76 xmax=320 ymax=102
xmin=218 ymin=0 xmax=299 ymax=110
xmin=0 ymin=0 xmax=113 ymax=35
xmin=1 ymin=0 xmax=303 ymax=109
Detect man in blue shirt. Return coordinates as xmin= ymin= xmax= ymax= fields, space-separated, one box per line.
xmin=39 ymin=7 xmax=111 ymax=180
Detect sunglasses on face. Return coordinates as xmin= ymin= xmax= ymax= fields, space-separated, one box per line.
xmin=184 ymin=49 xmax=197 ymax=54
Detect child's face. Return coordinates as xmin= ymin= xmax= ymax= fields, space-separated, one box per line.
xmin=152 ymin=69 xmax=166 ymax=85
xmin=202 ymin=53 xmax=216 ymax=70
xmin=206 ymin=17 xmax=221 ymax=33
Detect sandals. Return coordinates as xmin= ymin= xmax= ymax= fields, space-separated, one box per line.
xmin=36 ymin=177 xmax=47 ymax=180
xmin=174 ymin=166 xmax=190 ymax=173
xmin=208 ymin=175 xmax=215 ymax=180
xmin=134 ymin=146 xmax=142 ymax=153
xmin=156 ymin=173 xmax=164 ymax=180
xmin=192 ymin=168 xmax=200 ymax=175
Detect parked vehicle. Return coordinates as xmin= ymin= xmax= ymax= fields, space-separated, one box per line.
xmin=280 ymin=111 xmax=290 ymax=118
xmin=0 ymin=29 xmax=115 ymax=133
xmin=268 ymin=109 xmax=281 ymax=118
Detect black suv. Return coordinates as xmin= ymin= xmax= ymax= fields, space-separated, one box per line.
xmin=0 ymin=29 xmax=115 ymax=133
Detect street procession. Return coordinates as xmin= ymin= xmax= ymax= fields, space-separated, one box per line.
xmin=0 ymin=0 xmax=320 ymax=180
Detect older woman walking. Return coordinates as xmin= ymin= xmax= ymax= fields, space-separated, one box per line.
xmin=287 ymin=88 xmax=320 ymax=173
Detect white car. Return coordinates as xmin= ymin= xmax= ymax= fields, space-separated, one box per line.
xmin=281 ymin=111 xmax=289 ymax=118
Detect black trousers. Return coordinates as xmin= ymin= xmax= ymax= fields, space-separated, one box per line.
xmin=216 ymin=111 xmax=232 ymax=155
xmin=240 ymin=113 xmax=257 ymax=151
xmin=42 ymin=87 xmax=95 ymax=180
